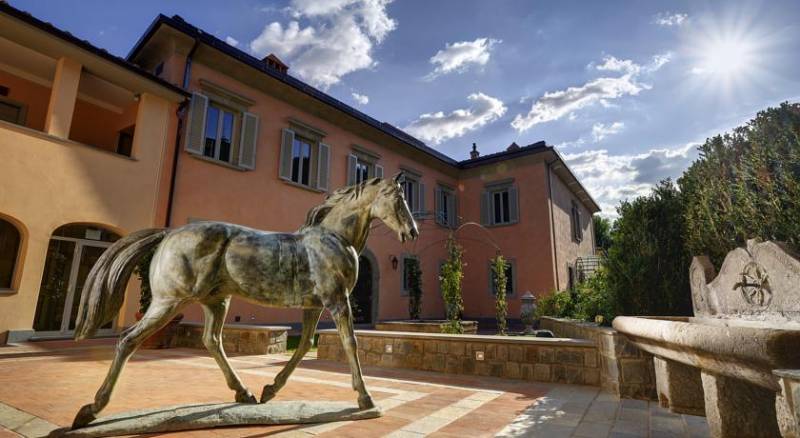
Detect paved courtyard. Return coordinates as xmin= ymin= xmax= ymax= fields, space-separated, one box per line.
xmin=0 ymin=340 xmax=709 ymax=437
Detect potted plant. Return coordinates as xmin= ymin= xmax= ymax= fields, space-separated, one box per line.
xmin=134 ymin=247 xmax=183 ymax=349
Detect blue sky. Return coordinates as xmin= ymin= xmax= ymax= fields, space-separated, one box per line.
xmin=12 ymin=0 xmax=800 ymax=215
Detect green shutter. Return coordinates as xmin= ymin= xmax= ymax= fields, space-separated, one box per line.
xmin=434 ymin=186 xmax=443 ymax=225
xmin=417 ymin=182 xmax=425 ymax=214
xmin=447 ymin=191 xmax=457 ymax=228
xmin=316 ymin=142 xmax=330 ymax=191
xmin=480 ymin=191 xmax=490 ymax=225
xmin=238 ymin=112 xmax=258 ymax=170
xmin=375 ymin=164 xmax=384 ymax=179
xmin=508 ymin=186 xmax=519 ymax=223
xmin=184 ymin=92 xmax=208 ymax=154
xmin=347 ymin=154 xmax=358 ymax=186
xmin=279 ymin=128 xmax=295 ymax=180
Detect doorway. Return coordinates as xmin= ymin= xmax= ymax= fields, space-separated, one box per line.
xmin=350 ymin=250 xmax=378 ymax=324
xmin=32 ymin=224 xmax=120 ymax=337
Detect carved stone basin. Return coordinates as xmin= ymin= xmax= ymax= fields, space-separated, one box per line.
xmin=613 ymin=240 xmax=800 ymax=437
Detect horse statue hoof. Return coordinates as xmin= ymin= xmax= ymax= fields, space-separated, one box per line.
xmin=260 ymin=387 xmax=277 ymax=403
xmin=71 ymin=404 xmax=97 ymax=429
xmin=358 ymin=395 xmax=375 ymax=410
xmin=236 ymin=390 xmax=258 ymax=404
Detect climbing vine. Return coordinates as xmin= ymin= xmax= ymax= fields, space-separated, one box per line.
xmin=491 ymin=254 xmax=508 ymax=335
xmin=439 ymin=234 xmax=464 ymax=334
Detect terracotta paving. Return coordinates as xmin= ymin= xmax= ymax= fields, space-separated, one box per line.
xmin=0 ymin=340 xmax=708 ymax=437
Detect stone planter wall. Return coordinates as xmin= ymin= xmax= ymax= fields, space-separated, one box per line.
xmin=540 ymin=317 xmax=657 ymax=400
xmin=317 ymin=329 xmax=600 ymax=386
xmin=173 ymin=322 xmax=290 ymax=355
xmin=374 ymin=320 xmax=478 ymax=334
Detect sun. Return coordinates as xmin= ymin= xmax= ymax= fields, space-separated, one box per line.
xmin=691 ymin=33 xmax=757 ymax=79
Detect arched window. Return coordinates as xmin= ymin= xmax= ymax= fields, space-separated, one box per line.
xmin=0 ymin=218 xmax=22 ymax=290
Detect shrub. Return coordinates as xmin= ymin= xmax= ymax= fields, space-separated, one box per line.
xmin=491 ymin=254 xmax=508 ymax=335
xmin=573 ymin=268 xmax=615 ymax=325
xmin=535 ymin=289 xmax=575 ymax=319
xmin=439 ymin=235 xmax=464 ymax=334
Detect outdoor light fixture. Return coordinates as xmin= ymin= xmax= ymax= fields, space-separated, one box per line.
xmin=475 ymin=351 xmax=485 ymax=361
xmin=390 ymin=255 xmax=399 ymax=270
xmin=385 ymin=344 xmax=393 ymax=354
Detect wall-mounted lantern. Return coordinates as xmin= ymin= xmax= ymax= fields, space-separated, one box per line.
xmin=390 ymin=255 xmax=399 ymax=270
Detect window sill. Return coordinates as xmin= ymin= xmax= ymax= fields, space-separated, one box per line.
xmin=280 ymin=178 xmax=326 ymax=194
xmin=485 ymin=221 xmax=518 ymax=228
xmin=188 ymin=152 xmax=248 ymax=171
xmin=0 ymin=288 xmax=17 ymax=296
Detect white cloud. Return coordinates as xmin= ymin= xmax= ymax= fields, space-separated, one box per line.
xmin=248 ymin=0 xmax=397 ymax=89
xmin=563 ymin=143 xmax=698 ymax=217
xmin=591 ymin=122 xmax=624 ymax=142
xmin=654 ymin=12 xmax=689 ymax=27
xmin=351 ymin=92 xmax=369 ymax=105
xmin=512 ymin=53 xmax=671 ymax=132
xmin=404 ymin=92 xmax=507 ymax=145
xmin=224 ymin=36 xmax=239 ymax=47
xmin=425 ymin=37 xmax=500 ymax=80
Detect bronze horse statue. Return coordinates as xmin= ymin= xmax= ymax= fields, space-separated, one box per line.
xmin=71 ymin=175 xmax=419 ymax=428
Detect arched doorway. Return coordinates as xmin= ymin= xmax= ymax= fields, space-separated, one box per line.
xmin=351 ymin=251 xmax=379 ymax=325
xmin=32 ymin=224 xmax=120 ymax=336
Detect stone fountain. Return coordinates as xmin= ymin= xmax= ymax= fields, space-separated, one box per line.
xmin=613 ymin=240 xmax=800 ymax=437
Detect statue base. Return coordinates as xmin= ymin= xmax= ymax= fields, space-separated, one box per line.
xmin=51 ymin=401 xmax=382 ymax=438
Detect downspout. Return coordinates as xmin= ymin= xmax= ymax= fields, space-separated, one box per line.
xmin=545 ymin=158 xmax=560 ymax=290
xmin=165 ymin=39 xmax=200 ymax=228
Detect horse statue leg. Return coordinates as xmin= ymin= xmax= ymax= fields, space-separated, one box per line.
xmin=72 ymin=298 xmax=183 ymax=429
xmin=260 ymin=307 xmax=323 ymax=402
xmin=200 ymin=295 xmax=257 ymax=403
xmin=329 ymin=297 xmax=375 ymax=410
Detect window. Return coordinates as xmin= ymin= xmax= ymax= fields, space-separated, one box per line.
xmin=279 ymin=127 xmax=330 ymax=191
xmin=481 ymin=181 xmax=518 ymax=226
xmin=355 ymin=160 xmax=370 ymax=184
xmin=0 ymin=96 xmax=26 ymax=126
xmin=435 ymin=185 xmax=457 ymax=228
xmin=400 ymin=173 xmax=424 ymax=215
xmin=0 ymin=218 xmax=21 ymax=290
xmin=204 ymin=104 xmax=237 ymax=163
xmin=291 ymin=136 xmax=313 ymax=186
xmin=490 ymin=261 xmax=515 ymax=296
xmin=401 ymin=255 xmax=418 ymax=295
xmin=116 ymin=126 xmax=135 ymax=157
xmin=347 ymin=150 xmax=383 ymax=186
xmin=571 ymin=201 xmax=583 ymax=242
xmin=567 ymin=265 xmax=576 ymax=291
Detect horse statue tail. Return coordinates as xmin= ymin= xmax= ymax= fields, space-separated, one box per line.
xmin=74 ymin=228 xmax=169 ymax=340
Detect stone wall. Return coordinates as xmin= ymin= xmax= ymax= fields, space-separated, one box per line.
xmin=317 ymin=329 xmax=600 ymax=385
xmin=173 ymin=322 xmax=289 ymax=355
xmin=540 ymin=317 xmax=657 ymax=400
xmin=374 ymin=320 xmax=478 ymax=334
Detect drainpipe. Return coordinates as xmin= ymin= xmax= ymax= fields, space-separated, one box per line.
xmin=165 ymin=39 xmax=200 ymax=228
xmin=545 ymin=158 xmax=561 ymax=290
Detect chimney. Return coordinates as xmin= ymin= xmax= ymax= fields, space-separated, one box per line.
xmin=470 ymin=142 xmax=480 ymax=159
xmin=262 ymin=53 xmax=289 ymax=74
xmin=507 ymin=142 xmax=520 ymax=151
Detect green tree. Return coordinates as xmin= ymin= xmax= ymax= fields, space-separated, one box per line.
xmin=439 ymin=234 xmax=464 ymax=334
xmin=605 ymin=180 xmax=693 ymax=316
xmin=407 ymin=258 xmax=423 ymax=320
xmin=491 ymin=254 xmax=508 ymax=335
xmin=593 ymin=216 xmax=613 ymax=252
xmin=680 ymin=102 xmax=800 ymax=265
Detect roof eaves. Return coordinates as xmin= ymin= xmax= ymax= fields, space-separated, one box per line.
xmin=0 ymin=3 xmax=188 ymax=98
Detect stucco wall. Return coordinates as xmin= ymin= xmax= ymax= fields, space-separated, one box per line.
xmin=549 ymin=168 xmax=595 ymax=291
xmin=0 ymin=70 xmax=50 ymax=131
xmin=0 ymin=92 xmax=176 ymax=339
xmin=165 ymin=59 xmax=455 ymax=325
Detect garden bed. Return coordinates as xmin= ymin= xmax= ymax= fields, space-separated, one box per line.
xmin=374 ymin=320 xmax=478 ymax=334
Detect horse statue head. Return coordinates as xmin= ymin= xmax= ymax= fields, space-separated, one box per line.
xmin=372 ymin=172 xmax=419 ymax=243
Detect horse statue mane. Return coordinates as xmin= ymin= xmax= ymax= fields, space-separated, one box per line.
xmin=301 ymin=178 xmax=384 ymax=230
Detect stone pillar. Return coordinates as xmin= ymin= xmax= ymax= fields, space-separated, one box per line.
xmin=653 ymin=357 xmax=705 ymax=416
xmin=701 ymin=371 xmax=781 ymax=437
xmin=774 ymin=370 xmax=800 ymax=438
xmin=44 ymin=57 xmax=82 ymax=138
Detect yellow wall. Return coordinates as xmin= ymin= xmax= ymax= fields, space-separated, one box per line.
xmin=0 ymin=91 xmax=175 ymax=341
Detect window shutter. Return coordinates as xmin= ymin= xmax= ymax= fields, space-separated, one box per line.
xmin=184 ymin=92 xmax=208 ymax=154
xmin=347 ymin=154 xmax=358 ymax=186
xmin=375 ymin=164 xmax=384 ymax=179
xmin=417 ymin=182 xmax=425 ymax=214
xmin=508 ymin=186 xmax=519 ymax=223
xmin=238 ymin=112 xmax=258 ymax=170
xmin=434 ymin=187 xmax=443 ymax=225
xmin=316 ymin=143 xmax=330 ymax=191
xmin=279 ymin=128 xmax=295 ymax=180
xmin=447 ymin=192 xmax=457 ymax=228
xmin=480 ymin=191 xmax=490 ymax=225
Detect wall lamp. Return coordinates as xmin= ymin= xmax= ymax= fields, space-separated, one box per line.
xmin=390 ymin=255 xmax=399 ymax=270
